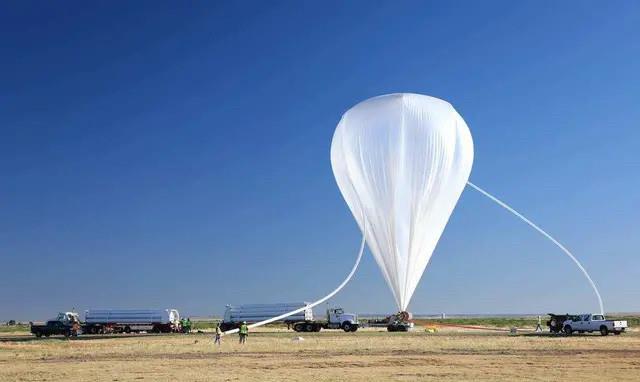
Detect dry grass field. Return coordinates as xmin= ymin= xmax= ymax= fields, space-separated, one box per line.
xmin=1 ymin=327 xmax=639 ymax=381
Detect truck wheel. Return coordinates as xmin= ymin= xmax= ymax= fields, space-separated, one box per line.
xmin=314 ymin=324 xmax=321 ymax=332
xmin=35 ymin=332 xmax=42 ymax=338
xmin=293 ymin=323 xmax=304 ymax=332
xmin=305 ymin=323 xmax=314 ymax=332
xmin=614 ymin=331 xmax=621 ymax=335
xmin=600 ymin=326 xmax=609 ymax=336
xmin=342 ymin=322 xmax=353 ymax=332
xmin=564 ymin=325 xmax=572 ymax=335
xmin=350 ymin=325 xmax=358 ymax=332
xmin=124 ymin=326 xmax=131 ymax=334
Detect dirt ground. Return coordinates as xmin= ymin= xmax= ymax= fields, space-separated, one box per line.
xmin=1 ymin=328 xmax=639 ymax=381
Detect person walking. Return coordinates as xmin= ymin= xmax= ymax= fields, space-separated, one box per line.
xmin=535 ymin=315 xmax=543 ymax=333
xmin=238 ymin=321 xmax=248 ymax=344
xmin=214 ymin=323 xmax=222 ymax=346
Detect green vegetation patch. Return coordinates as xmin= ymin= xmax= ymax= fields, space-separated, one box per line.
xmin=0 ymin=324 xmax=30 ymax=333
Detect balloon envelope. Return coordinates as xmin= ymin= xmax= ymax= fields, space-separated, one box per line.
xmin=331 ymin=93 xmax=474 ymax=311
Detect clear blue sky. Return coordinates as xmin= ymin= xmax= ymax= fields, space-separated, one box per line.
xmin=2 ymin=1 xmax=639 ymax=321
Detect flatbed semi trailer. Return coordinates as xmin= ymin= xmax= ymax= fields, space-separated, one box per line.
xmin=220 ymin=302 xmax=359 ymax=332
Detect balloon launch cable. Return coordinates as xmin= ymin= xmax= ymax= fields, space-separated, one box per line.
xmin=222 ymin=231 xmax=367 ymax=335
xmin=466 ymin=181 xmax=604 ymax=315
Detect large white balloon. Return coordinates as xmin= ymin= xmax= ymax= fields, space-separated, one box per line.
xmin=331 ymin=93 xmax=474 ymax=311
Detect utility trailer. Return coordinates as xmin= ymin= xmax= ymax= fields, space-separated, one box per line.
xmin=83 ymin=309 xmax=181 ymax=334
xmin=547 ymin=313 xmax=576 ymax=334
xmin=220 ymin=303 xmax=359 ymax=332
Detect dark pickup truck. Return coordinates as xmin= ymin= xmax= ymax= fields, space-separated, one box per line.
xmin=31 ymin=312 xmax=81 ymax=338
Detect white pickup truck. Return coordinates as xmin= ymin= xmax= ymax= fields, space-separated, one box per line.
xmin=563 ymin=314 xmax=627 ymax=336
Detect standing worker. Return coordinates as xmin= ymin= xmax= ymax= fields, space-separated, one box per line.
xmin=239 ymin=321 xmax=248 ymax=344
xmin=214 ymin=323 xmax=222 ymax=346
xmin=185 ymin=317 xmax=192 ymax=334
xmin=535 ymin=315 xmax=543 ymax=333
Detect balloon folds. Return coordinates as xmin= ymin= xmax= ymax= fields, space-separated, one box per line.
xmin=331 ymin=93 xmax=474 ymax=311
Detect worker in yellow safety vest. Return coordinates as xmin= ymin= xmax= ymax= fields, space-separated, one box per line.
xmin=238 ymin=321 xmax=248 ymax=344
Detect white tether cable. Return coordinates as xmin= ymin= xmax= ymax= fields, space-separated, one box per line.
xmin=467 ymin=181 xmax=604 ymax=315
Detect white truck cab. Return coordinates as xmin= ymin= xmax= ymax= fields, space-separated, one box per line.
xmin=327 ymin=308 xmax=358 ymax=331
xmin=328 ymin=308 xmax=356 ymax=324
xmin=563 ymin=313 xmax=627 ymax=336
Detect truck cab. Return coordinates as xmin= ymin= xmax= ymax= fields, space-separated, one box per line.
xmin=563 ymin=313 xmax=627 ymax=336
xmin=327 ymin=308 xmax=358 ymax=332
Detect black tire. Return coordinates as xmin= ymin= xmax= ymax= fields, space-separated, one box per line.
xmin=600 ymin=326 xmax=609 ymax=336
xmin=293 ymin=323 xmax=304 ymax=332
xmin=314 ymin=324 xmax=322 ymax=332
xmin=342 ymin=322 xmax=353 ymax=332
xmin=305 ymin=323 xmax=314 ymax=332
xmin=35 ymin=332 xmax=42 ymax=338
xmin=124 ymin=326 xmax=131 ymax=334
xmin=614 ymin=331 xmax=622 ymax=335
xmin=350 ymin=325 xmax=358 ymax=332
xmin=564 ymin=325 xmax=573 ymax=335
